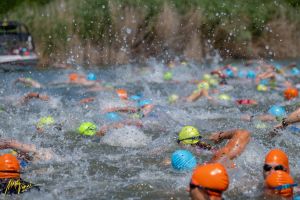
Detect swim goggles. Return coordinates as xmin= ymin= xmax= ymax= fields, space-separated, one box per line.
xmin=263 ymin=164 xmax=285 ymax=172
xmin=177 ymin=136 xmax=202 ymax=144
xmin=272 ymin=183 xmax=298 ymax=190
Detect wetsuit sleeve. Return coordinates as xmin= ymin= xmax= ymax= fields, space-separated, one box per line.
xmin=0 ymin=179 xmax=40 ymax=195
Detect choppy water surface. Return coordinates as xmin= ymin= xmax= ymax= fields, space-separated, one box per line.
xmin=0 ymin=60 xmax=300 ymax=200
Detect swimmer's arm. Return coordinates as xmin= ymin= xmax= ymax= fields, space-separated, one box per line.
xmin=19 ymin=93 xmax=49 ymax=104
xmin=186 ymin=90 xmax=204 ymax=102
xmin=210 ymin=129 xmax=250 ymax=162
xmin=275 ymin=108 xmax=300 ymax=129
xmin=103 ymin=107 xmax=138 ymax=113
xmin=96 ymin=120 xmax=143 ymax=136
xmin=5 ymin=139 xmax=38 ymax=154
xmin=142 ymin=104 xmax=154 ymax=116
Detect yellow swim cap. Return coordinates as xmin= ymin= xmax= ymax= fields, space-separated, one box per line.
xmin=218 ymin=94 xmax=231 ymax=101
xmin=178 ymin=126 xmax=201 ymax=145
xmin=203 ymin=74 xmax=212 ymax=81
xmin=257 ymin=84 xmax=268 ymax=92
xmin=197 ymin=81 xmax=210 ymax=90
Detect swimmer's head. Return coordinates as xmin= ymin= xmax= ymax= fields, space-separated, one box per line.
xmin=78 ymin=122 xmax=97 ymax=136
xmin=224 ymin=68 xmax=234 ymax=78
xmin=291 ymin=67 xmax=300 ymax=76
xmin=168 ymin=94 xmax=179 ymax=104
xmin=284 ymin=88 xmax=298 ymax=100
xmin=265 ymin=171 xmax=294 ymax=198
xmin=0 ymin=154 xmax=20 ymax=179
xmin=268 ymin=105 xmax=286 ymax=118
xmin=87 ymin=73 xmax=97 ymax=81
xmin=69 ymin=73 xmax=79 ymax=82
xmin=247 ymin=70 xmax=256 ymax=79
xmin=163 ymin=71 xmax=173 ymax=81
xmin=171 ymin=150 xmax=197 ymax=171
xmin=190 ymin=163 xmax=229 ymax=198
xmin=203 ymin=74 xmax=212 ymax=81
xmin=36 ymin=116 xmax=55 ymax=129
xmin=178 ymin=126 xmax=201 ymax=145
xmin=264 ymin=149 xmax=289 ymax=178
xmin=105 ymin=112 xmax=122 ymax=122
xmin=129 ymin=94 xmax=142 ymax=101
xmin=138 ymin=99 xmax=152 ymax=108
xmin=218 ymin=94 xmax=231 ymax=101
xmin=197 ymin=81 xmax=210 ymax=90
xmin=116 ymin=89 xmax=128 ymax=100
xmin=257 ymin=84 xmax=268 ymax=92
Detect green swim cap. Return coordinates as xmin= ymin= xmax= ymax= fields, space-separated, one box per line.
xmin=208 ymin=78 xmax=218 ymax=87
xmin=218 ymin=94 xmax=231 ymax=101
xmin=168 ymin=94 xmax=179 ymax=103
xmin=78 ymin=122 xmax=97 ymax=136
xmin=163 ymin=72 xmax=173 ymax=81
xmin=178 ymin=126 xmax=201 ymax=145
xmin=203 ymin=74 xmax=212 ymax=81
xmin=197 ymin=81 xmax=210 ymax=90
xmin=37 ymin=116 xmax=55 ymax=128
xmin=257 ymin=84 xmax=268 ymax=92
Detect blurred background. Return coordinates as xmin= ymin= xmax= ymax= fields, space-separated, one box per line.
xmin=1 ymin=0 xmax=300 ymax=66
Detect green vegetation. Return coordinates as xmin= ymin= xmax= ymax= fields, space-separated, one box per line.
xmin=2 ymin=0 xmax=300 ymax=65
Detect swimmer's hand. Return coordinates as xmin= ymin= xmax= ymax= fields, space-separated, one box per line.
xmin=162 ymin=158 xmax=171 ymax=166
xmin=208 ymin=132 xmax=223 ymax=144
xmin=33 ymin=148 xmax=53 ymax=161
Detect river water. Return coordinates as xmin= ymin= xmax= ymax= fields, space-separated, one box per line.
xmin=0 ymin=59 xmax=300 ymax=199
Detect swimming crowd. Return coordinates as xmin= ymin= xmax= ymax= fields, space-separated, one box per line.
xmin=1 ymin=59 xmax=300 ymax=199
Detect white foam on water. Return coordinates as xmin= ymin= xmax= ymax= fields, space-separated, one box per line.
xmin=101 ymin=126 xmax=151 ymax=148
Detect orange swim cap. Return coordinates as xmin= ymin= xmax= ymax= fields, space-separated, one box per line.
xmin=265 ymin=170 xmax=294 ymax=197
xmin=69 ymin=73 xmax=79 ymax=82
xmin=284 ymin=88 xmax=298 ymax=100
xmin=116 ymin=89 xmax=128 ymax=100
xmin=191 ymin=163 xmax=229 ymax=197
xmin=0 ymin=154 xmax=20 ymax=179
xmin=265 ymin=149 xmax=289 ymax=172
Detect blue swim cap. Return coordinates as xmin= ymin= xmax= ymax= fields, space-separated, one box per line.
xmin=224 ymin=68 xmax=234 ymax=78
xmin=138 ymin=99 xmax=152 ymax=108
xmin=260 ymin=79 xmax=269 ymax=85
xmin=268 ymin=105 xmax=286 ymax=117
xmin=87 ymin=73 xmax=97 ymax=81
xmin=20 ymin=160 xmax=28 ymax=168
xmin=130 ymin=95 xmax=142 ymax=101
xmin=273 ymin=63 xmax=282 ymax=70
xmin=105 ymin=112 xmax=122 ymax=121
xmin=291 ymin=68 xmax=300 ymax=76
xmin=247 ymin=70 xmax=256 ymax=79
xmin=238 ymin=71 xmax=246 ymax=78
xmin=171 ymin=150 xmax=197 ymax=171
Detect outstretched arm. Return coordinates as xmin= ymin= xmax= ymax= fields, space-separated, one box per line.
xmin=103 ymin=106 xmax=138 ymax=113
xmin=19 ymin=92 xmax=49 ymax=105
xmin=96 ymin=119 xmax=143 ymax=136
xmin=275 ymin=108 xmax=300 ymax=129
xmin=209 ymin=129 xmax=250 ymax=163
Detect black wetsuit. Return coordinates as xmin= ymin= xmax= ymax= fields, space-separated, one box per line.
xmin=0 ymin=178 xmax=39 ymax=195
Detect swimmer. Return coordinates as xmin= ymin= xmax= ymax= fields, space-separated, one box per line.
xmin=0 ymin=139 xmax=53 ymax=162
xmin=265 ymin=170 xmax=295 ymax=198
xmin=0 ymin=154 xmax=39 ymax=194
xmin=273 ymin=107 xmax=300 ymax=130
xmin=19 ymin=92 xmax=49 ymax=105
xmin=78 ymin=120 xmax=143 ymax=137
xmin=186 ymin=81 xmax=213 ymax=102
xmin=103 ymin=99 xmax=154 ymax=118
xmin=177 ymin=126 xmax=250 ymax=166
xmin=68 ymin=73 xmax=101 ymax=87
xmin=79 ymin=97 xmax=95 ymax=104
xmin=14 ymin=77 xmax=43 ymax=88
xmin=263 ymin=149 xmax=290 ymax=179
xmin=189 ymin=163 xmax=229 ymax=200
xmin=235 ymin=99 xmax=257 ymax=105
